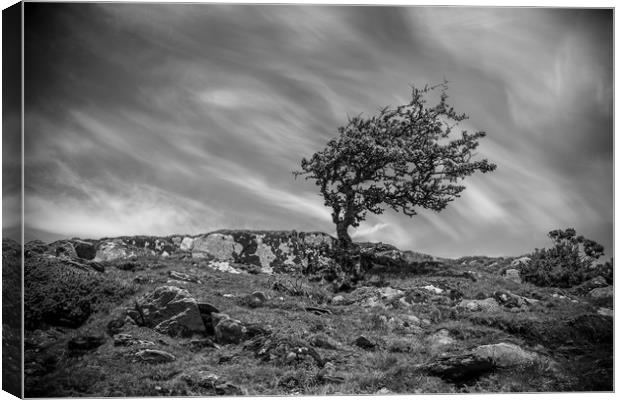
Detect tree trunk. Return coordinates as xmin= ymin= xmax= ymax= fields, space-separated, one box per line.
xmin=336 ymin=221 xmax=352 ymax=249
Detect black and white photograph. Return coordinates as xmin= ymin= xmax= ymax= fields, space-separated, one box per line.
xmin=1 ymin=2 xmax=615 ymax=397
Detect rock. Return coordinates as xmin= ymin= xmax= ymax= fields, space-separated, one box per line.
xmin=215 ymin=382 xmax=244 ymax=395
xmin=426 ymin=329 xmax=455 ymax=350
xmin=198 ymin=303 xmax=220 ymax=334
xmin=113 ymin=333 xmax=155 ymax=347
xmin=588 ymin=286 xmax=613 ymax=299
xmin=213 ymin=314 xmax=245 ymax=344
xmin=424 ymin=353 xmax=495 ymax=383
xmin=134 ymin=349 xmax=176 ymax=364
xmin=331 ymin=295 xmax=347 ymax=305
xmin=246 ymin=291 xmax=267 ymax=308
xmin=207 ymin=261 xmax=242 ymax=274
xmin=309 ymin=334 xmax=341 ymax=350
xmin=94 ymin=240 xmax=128 ymax=261
xmin=510 ymin=256 xmax=531 ymax=267
xmin=458 ymin=298 xmax=501 ymax=312
xmin=192 ymin=233 xmax=242 ymax=260
xmin=181 ymin=370 xmax=221 ymax=388
xmin=168 ymin=271 xmax=202 ymax=284
xmin=113 ymin=333 xmax=135 ymax=346
xmin=493 ymin=290 xmax=538 ymax=308
xmin=597 ymin=307 xmax=613 ymax=317
xmin=107 ymin=315 xmax=126 ymax=336
xmin=471 ymin=342 xmax=539 ymax=368
xmin=180 ymin=237 xmax=195 ymax=252
xmin=572 ymin=275 xmax=609 ymax=295
xmin=73 ymin=240 xmax=96 ymax=260
xmin=376 ymin=388 xmax=391 ymax=394
xmin=378 ymin=286 xmax=405 ymax=301
xmin=138 ymin=286 xmax=206 ymax=337
xmin=503 ymin=268 xmax=522 ymax=284
xmin=51 ymin=241 xmax=77 ymax=258
xmin=353 ymin=335 xmax=376 ymax=350
xmin=422 ymin=285 xmax=444 ymax=294
xmin=67 ymin=335 xmax=106 ymax=352
xmin=316 ymin=361 xmax=345 ymax=383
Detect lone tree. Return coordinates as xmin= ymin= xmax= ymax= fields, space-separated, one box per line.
xmin=294 ymin=83 xmax=497 ymax=253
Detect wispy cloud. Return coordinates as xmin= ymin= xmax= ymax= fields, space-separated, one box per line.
xmin=20 ymin=5 xmax=612 ymax=259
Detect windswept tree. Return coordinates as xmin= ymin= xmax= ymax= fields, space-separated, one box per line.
xmin=294 ymin=83 xmax=497 ymax=251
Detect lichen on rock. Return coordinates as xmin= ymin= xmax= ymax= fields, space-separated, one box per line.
xmin=192 ymin=233 xmax=242 ymax=260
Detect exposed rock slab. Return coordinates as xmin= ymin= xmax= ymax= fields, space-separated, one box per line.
xmin=137 ymin=286 xmax=206 ymax=337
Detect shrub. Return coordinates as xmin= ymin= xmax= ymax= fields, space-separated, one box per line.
xmin=520 ymin=228 xmax=606 ymax=288
xmin=25 ymin=256 xmax=136 ymax=330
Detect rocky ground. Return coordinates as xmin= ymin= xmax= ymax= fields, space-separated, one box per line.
xmin=10 ymin=231 xmax=614 ymax=396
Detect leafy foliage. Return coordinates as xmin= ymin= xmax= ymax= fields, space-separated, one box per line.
xmin=520 ymin=228 xmax=608 ymax=288
xmin=294 ymin=83 xmax=496 ymax=247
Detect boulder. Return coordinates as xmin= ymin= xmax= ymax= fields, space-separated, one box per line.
xmin=503 ymin=268 xmax=522 ymax=284
xmin=246 ymin=291 xmax=267 ymax=308
xmin=94 ymin=240 xmax=128 ymax=261
xmin=588 ymin=286 xmax=613 ymax=299
xmin=180 ymin=237 xmax=195 ymax=252
xmin=73 ymin=240 xmax=96 ymax=260
xmin=134 ymin=349 xmax=176 ymax=364
xmin=510 ymin=256 xmax=531 ymax=267
xmin=597 ymin=307 xmax=613 ymax=317
xmin=137 ymin=286 xmax=206 ymax=337
xmin=458 ymin=298 xmax=501 ymax=312
xmin=192 ymin=233 xmax=242 ymax=260
xmin=213 ymin=313 xmax=245 ymax=344
xmin=424 ymin=353 xmax=495 ymax=383
xmin=353 ymin=335 xmax=376 ymax=350
xmin=471 ymin=342 xmax=538 ymax=368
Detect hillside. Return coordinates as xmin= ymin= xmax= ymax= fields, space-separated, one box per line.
xmin=15 ymin=230 xmax=614 ymax=396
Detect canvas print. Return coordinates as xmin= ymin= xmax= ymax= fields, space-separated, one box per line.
xmin=2 ymin=2 xmax=614 ymax=397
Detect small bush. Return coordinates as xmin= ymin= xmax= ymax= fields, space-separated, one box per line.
xmin=520 ymin=228 xmax=607 ymax=288
xmin=25 ymin=257 xmax=136 ymax=330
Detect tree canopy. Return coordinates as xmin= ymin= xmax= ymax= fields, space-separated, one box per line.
xmin=295 ymin=83 xmax=497 ymax=247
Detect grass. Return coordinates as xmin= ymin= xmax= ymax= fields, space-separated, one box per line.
xmin=23 ymin=252 xmax=613 ymax=396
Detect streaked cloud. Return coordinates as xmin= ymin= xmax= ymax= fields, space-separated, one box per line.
xmin=19 ymin=4 xmax=612 ymax=259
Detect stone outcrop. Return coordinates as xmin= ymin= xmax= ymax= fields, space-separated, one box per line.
xmin=26 ymin=230 xmax=336 ymax=275
xmin=136 ymin=286 xmax=206 ymax=337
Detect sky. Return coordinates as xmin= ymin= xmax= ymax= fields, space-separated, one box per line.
xmin=10 ymin=4 xmax=613 ymax=259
